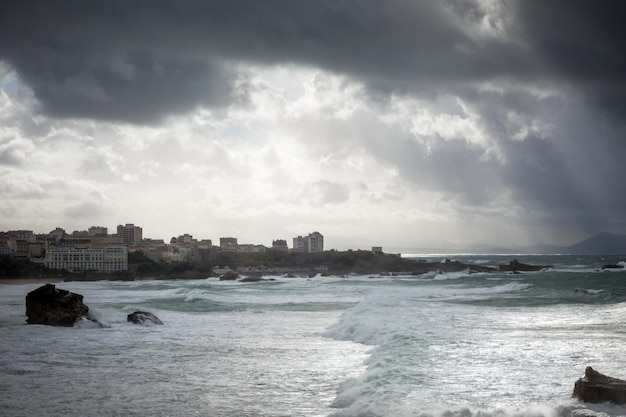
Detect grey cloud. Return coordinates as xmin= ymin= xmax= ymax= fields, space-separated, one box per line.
xmin=64 ymin=201 xmax=105 ymax=219
xmin=0 ymin=170 xmax=48 ymax=199
xmin=310 ymin=180 xmax=351 ymax=206
xmin=2 ymin=1 xmax=624 ymax=123
xmin=290 ymin=86 xmax=626 ymax=235
xmin=0 ymin=135 xmax=26 ymax=166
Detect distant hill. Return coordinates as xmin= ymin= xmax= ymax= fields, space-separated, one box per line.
xmin=564 ymin=232 xmax=626 ymax=255
xmin=393 ymin=232 xmax=626 ymax=255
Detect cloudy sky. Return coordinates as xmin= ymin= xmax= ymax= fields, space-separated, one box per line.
xmin=1 ymin=1 xmax=625 ymax=251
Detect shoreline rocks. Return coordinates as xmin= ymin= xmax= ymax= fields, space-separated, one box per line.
xmin=573 ymin=367 xmax=626 ymax=404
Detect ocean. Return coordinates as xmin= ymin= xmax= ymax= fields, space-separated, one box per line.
xmin=2 ymin=254 xmax=626 ymax=417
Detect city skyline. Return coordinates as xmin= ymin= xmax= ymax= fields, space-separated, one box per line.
xmin=0 ymin=223 xmax=324 ymax=252
xmin=1 ymin=2 xmax=626 ymax=251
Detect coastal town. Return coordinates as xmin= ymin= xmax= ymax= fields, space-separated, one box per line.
xmin=0 ymin=224 xmax=326 ymax=275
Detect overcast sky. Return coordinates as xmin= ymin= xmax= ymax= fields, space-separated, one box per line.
xmin=1 ymin=1 xmax=625 ymax=251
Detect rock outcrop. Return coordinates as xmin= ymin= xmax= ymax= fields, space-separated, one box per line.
xmin=25 ymin=283 xmax=90 ymax=326
xmin=573 ymin=366 xmax=626 ymax=404
xmin=601 ymin=264 xmax=624 ymax=270
xmin=219 ymin=270 xmax=239 ymax=281
xmin=127 ymin=311 xmax=163 ymax=325
xmin=498 ymin=259 xmax=553 ymax=272
xmin=411 ymin=259 xmax=497 ymax=275
xmin=239 ymin=276 xmax=276 ymax=282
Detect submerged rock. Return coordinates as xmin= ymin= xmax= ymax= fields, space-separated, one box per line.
xmin=25 ymin=283 xmax=90 ymax=326
xmin=127 ymin=311 xmax=163 ymax=325
xmin=573 ymin=367 xmax=626 ymax=404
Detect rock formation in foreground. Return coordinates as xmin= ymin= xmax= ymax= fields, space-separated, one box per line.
xmin=127 ymin=311 xmax=163 ymax=325
xmin=573 ymin=366 xmax=626 ymax=404
xmin=25 ymin=283 xmax=90 ymax=326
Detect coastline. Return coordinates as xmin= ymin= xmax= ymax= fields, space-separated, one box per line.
xmin=0 ymin=258 xmax=558 ymax=285
xmin=0 ymin=277 xmax=65 ymax=285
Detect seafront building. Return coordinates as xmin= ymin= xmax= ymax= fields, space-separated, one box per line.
xmin=44 ymin=246 xmax=128 ymax=273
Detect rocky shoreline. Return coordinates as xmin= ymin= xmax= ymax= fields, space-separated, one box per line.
xmin=0 ymin=257 xmax=557 ymax=283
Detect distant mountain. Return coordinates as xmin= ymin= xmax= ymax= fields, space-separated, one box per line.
xmin=564 ymin=232 xmax=626 ymax=255
xmin=393 ymin=233 xmax=626 ymax=255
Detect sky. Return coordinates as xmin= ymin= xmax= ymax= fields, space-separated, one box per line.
xmin=1 ymin=1 xmax=625 ymax=252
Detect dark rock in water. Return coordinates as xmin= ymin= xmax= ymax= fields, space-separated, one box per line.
xmin=219 ymin=270 xmax=239 ymax=281
xmin=411 ymin=260 xmax=497 ymax=275
xmin=573 ymin=366 xmax=626 ymax=404
xmin=127 ymin=311 xmax=163 ymax=325
xmin=239 ymin=276 xmax=276 ymax=282
xmin=239 ymin=276 xmax=262 ymax=282
xmin=602 ymin=264 xmax=624 ymax=270
xmin=498 ymin=259 xmax=553 ymax=272
xmin=25 ymin=283 xmax=90 ymax=326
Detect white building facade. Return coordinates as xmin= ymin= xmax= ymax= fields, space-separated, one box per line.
xmin=44 ymin=246 xmax=128 ymax=273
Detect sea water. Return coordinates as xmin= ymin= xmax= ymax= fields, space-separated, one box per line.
xmin=2 ymin=255 xmax=626 ymax=417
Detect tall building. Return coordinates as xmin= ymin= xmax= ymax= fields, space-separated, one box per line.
xmin=292 ymin=232 xmax=324 ymax=253
xmin=117 ymin=223 xmax=142 ymax=245
xmin=293 ymin=236 xmax=307 ymax=253
xmin=307 ymin=231 xmax=324 ymax=253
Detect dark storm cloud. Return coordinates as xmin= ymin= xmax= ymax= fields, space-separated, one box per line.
xmin=511 ymin=1 xmax=626 ymax=119
xmin=513 ymin=1 xmax=626 ymax=83
xmin=3 ymin=0 xmax=624 ymax=122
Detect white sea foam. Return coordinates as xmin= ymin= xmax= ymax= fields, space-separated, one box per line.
xmin=433 ymin=269 xmax=472 ymax=280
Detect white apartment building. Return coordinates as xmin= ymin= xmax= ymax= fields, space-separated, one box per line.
xmin=44 ymin=246 xmax=128 ymax=273
xmin=308 ymin=231 xmax=324 ymax=253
